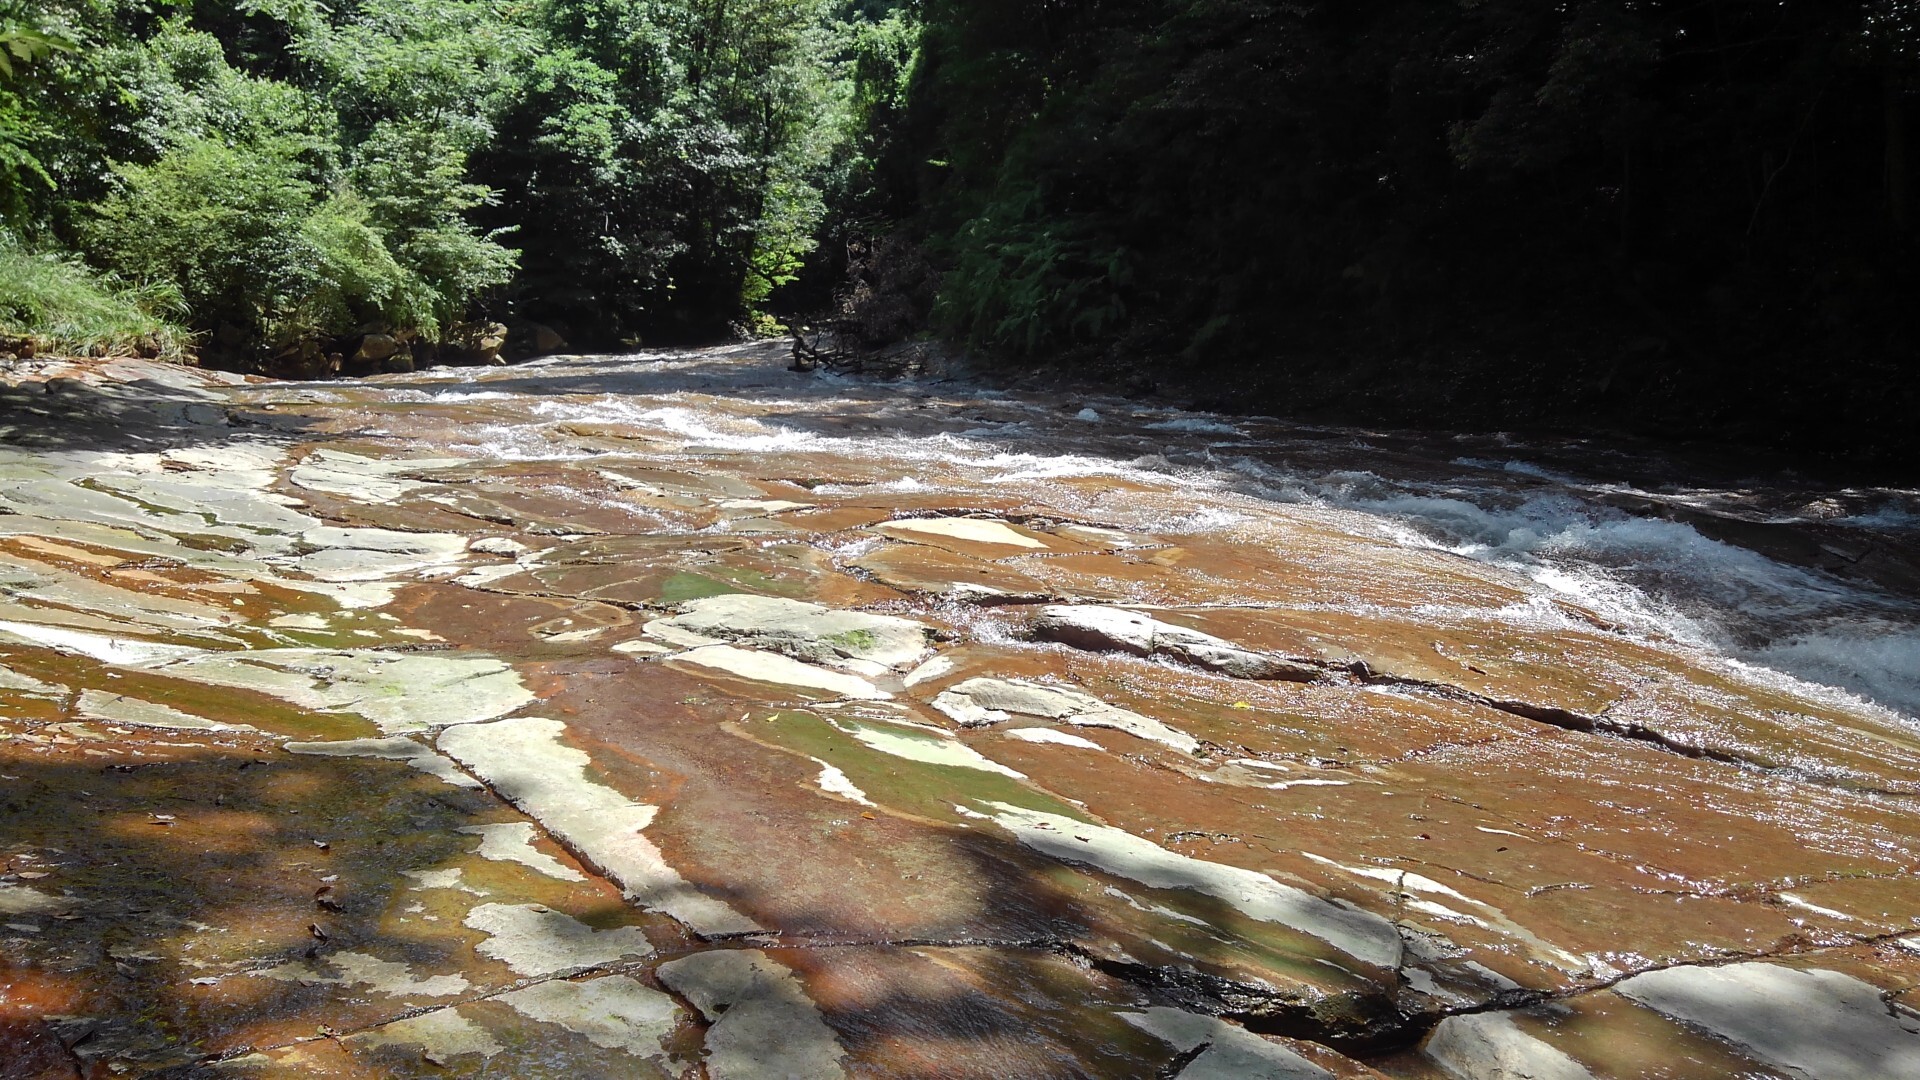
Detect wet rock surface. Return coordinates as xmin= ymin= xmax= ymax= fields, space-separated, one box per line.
xmin=2 ymin=344 xmax=1919 ymax=1076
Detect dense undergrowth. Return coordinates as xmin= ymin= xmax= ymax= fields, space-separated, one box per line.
xmin=0 ymin=231 xmax=188 ymax=359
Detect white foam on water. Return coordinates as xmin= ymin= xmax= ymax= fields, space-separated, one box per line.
xmin=1836 ymin=502 xmax=1920 ymax=530
xmin=1214 ymin=455 xmax=1920 ymax=719
xmin=431 ymin=389 xmax=516 ymax=402
xmin=1145 ymin=417 xmax=1244 ymax=435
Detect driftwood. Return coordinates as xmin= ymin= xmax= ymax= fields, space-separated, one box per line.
xmin=789 ymin=322 xmax=860 ymax=373
xmin=790 ymin=326 xmax=942 ymax=379
xmin=791 ymin=326 xmax=948 ymax=380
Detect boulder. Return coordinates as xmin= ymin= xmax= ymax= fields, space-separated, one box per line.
xmin=1032 ymin=605 xmax=1320 ymax=681
xmin=384 ymin=354 xmax=415 ymax=374
xmin=532 ymin=323 xmax=567 ymax=354
xmin=443 ymin=321 xmax=509 ymax=366
xmin=505 ymin=320 xmax=570 ymax=360
xmin=352 ymin=334 xmax=401 ymax=365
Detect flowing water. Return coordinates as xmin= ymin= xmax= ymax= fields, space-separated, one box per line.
xmin=3 ymin=343 xmax=1919 ymax=1078
xmin=398 ymin=347 xmax=1920 ymax=721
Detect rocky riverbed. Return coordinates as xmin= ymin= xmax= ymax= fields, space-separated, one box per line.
xmin=2 ymin=344 xmax=1919 ymax=1077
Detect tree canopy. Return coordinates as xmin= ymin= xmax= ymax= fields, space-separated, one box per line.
xmin=2 ymin=0 xmax=1915 ymax=457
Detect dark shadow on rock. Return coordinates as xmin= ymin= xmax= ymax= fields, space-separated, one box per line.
xmin=0 ymin=375 xmax=323 ymax=456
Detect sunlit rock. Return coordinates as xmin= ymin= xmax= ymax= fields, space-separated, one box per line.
xmin=1120 ymin=1008 xmax=1333 ymax=1079
xmin=77 ymin=689 xmax=255 ymax=733
xmin=499 ymin=976 xmax=684 ymax=1060
xmin=1424 ymin=1012 xmax=1596 ymax=1080
xmin=346 ymin=1006 xmax=503 ymax=1064
xmin=1615 ymin=963 xmax=1920 ymax=1079
xmin=930 ymin=676 xmax=1199 ymax=753
xmin=874 ymin=516 xmax=1053 ymax=550
xmin=459 ymin=822 xmax=587 ymax=882
xmin=1034 ymin=604 xmax=1321 ymax=680
xmin=439 ymin=716 xmax=761 ymax=935
xmin=648 ymin=594 xmax=932 ymax=670
xmin=985 ymin=803 xmax=1403 ymax=970
xmin=250 ymin=950 xmax=472 ymax=997
xmin=463 ymin=903 xmax=654 ymax=977
xmin=672 ymin=643 xmax=890 ymax=700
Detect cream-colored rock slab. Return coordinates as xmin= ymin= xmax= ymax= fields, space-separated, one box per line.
xmin=76 ymin=689 xmax=255 ymax=733
xmin=930 ymin=677 xmax=1197 ymax=753
xmin=673 ymin=644 xmax=889 ymax=700
xmin=1121 ymin=1008 xmax=1332 ymax=1079
xmin=499 ymin=975 xmax=684 ymax=1060
xmin=650 ymin=594 xmax=931 ymax=670
xmin=346 ymin=1006 xmax=503 ymax=1063
xmin=985 ymin=803 xmax=1402 ymax=969
xmin=438 ymin=717 xmax=759 ymax=935
xmin=460 ymin=822 xmax=588 ymax=882
xmin=286 ymin=736 xmax=480 ymax=788
xmin=875 ymin=517 xmax=1050 ymax=550
xmin=463 ymin=902 xmax=653 ymax=976
xmin=1614 ymin=962 xmax=1920 ymax=1079
xmin=1424 ymin=1012 xmax=1596 ymax=1080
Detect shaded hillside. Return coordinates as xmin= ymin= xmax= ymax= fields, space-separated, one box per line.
xmin=869 ymin=0 xmax=1919 ymax=461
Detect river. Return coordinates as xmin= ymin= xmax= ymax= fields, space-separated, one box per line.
xmin=2 ymin=343 xmax=1917 ymax=1077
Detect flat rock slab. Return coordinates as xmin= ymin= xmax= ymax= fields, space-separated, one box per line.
xmin=649 ymin=592 xmax=932 ymax=670
xmin=929 ymin=675 xmax=1201 ymax=752
xmin=1034 ymin=603 xmax=1321 ymax=680
xmin=658 ymin=950 xmax=850 ymax=1079
xmin=1614 ymin=962 xmax=1920 ymax=1079
xmin=438 ymin=715 xmax=760 ymax=936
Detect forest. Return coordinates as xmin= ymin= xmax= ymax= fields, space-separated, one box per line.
xmin=3 ymin=0 xmax=1917 ymax=460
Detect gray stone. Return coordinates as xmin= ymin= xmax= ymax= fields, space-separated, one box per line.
xmin=1615 ymin=962 xmax=1920 ymax=1079
xmin=657 ymin=950 xmax=847 ymax=1080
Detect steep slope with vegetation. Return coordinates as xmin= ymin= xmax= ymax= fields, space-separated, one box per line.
xmin=875 ymin=0 xmax=1920 ymax=459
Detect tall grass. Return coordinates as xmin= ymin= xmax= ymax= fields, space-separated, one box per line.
xmin=0 ymin=232 xmax=191 ymax=359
